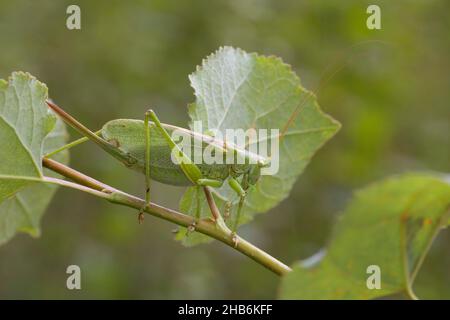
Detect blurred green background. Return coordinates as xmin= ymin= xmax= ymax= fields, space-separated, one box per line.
xmin=0 ymin=0 xmax=448 ymax=299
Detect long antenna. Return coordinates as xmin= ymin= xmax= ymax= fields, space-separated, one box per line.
xmin=279 ymin=39 xmax=391 ymax=140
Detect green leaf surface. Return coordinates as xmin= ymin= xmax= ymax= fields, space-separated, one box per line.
xmin=0 ymin=72 xmax=68 ymax=245
xmin=176 ymin=187 xmax=221 ymax=246
xmin=280 ymin=173 xmax=450 ymax=299
xmin=177 ymin=47 xmax=340 ymax=245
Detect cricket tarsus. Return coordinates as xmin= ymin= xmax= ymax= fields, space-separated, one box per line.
xmin=138 ymin=211 xmax=145 ymax=224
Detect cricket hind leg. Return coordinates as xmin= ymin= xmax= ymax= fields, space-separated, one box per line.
xmin=148 ymin=110 xmax=229 ymax=188
xmin=146 ymin=110 xmax=228 ymax=190
xmin=147 ymin=110 xmax=227 ymax=226
xmin=146 ymin=109 xmax=205 ymax=184
xmin=138 ymin=109 xmax=153 ymax=224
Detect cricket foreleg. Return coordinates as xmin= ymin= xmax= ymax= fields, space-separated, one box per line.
xmin=228 ymin=176 xmax=248 ymax=247
xmin=233 ymin=195 xmax=246 ymax=233
xmin=197 ymin=178 xmax=223 ymax=188
xmin=224 ymin=201 xmax=232 ymax=220
xmin=228 ymin=177 xmax=246 ymax=198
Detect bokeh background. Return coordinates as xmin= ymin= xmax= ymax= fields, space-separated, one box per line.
xmin=0 ymin=0 xmax=448 ymax=299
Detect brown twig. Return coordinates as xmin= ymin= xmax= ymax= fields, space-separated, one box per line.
xmin=42 ymin=158 xmax=292 ymax=276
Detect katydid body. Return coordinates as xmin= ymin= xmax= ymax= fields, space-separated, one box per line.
xmin=46 ymin=101 xmax=269 ymax=237
xmin=101 ymin=118 xmax=265 ymax=187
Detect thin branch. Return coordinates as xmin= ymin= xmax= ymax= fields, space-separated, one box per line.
xmin=42 ymin=176 xmax=113 ymax=200
xmin=43 ymin=158 xmax=292 ymax=276
xmin=43 ymin=157 xmax=114 ymax=192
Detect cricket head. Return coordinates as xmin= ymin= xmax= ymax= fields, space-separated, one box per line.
xmin=248 ymin=165 xmax=261 ymax=186
xmin=257 ymin=157 xmax=271 ymax=169
xmin=246 ymin=157 xmax=271 ymax=186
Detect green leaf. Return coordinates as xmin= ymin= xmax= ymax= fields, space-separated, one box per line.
xmin=176 ymin=187 xmax=218 ymax=246
xmin=0 ymin=72 xmax=69 ymax=245
xmin=280 ymin=173 xmax=450 ymax=299
xmin=177 ymin=47 xmax=340 ymax=245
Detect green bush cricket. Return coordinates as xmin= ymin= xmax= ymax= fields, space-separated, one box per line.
xmin=43 ymin=45 xmax=344 ymax=243
xmin=46 ymin=100 xmax=272 ymax=241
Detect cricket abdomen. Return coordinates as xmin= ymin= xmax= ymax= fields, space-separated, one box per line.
xmin=101 ymin=119 xmax=231 ymax=186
